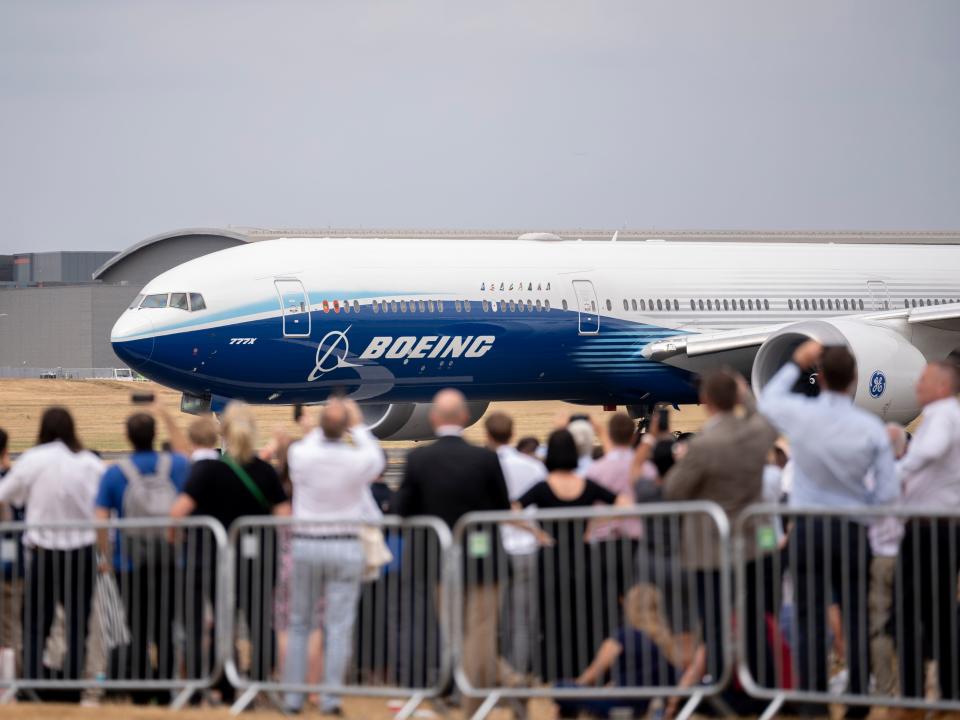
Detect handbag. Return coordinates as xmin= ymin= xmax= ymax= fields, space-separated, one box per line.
xmin=94 ymin=571 xmax=131 ymax=650
xmin=359 ymin=524 xmax=393 ymax=582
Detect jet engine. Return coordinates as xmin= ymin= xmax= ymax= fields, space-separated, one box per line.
xmin=361 ymin=401 xmax=489 ymax=441
xmin=751 ymin=319 xmax=927 ymax=424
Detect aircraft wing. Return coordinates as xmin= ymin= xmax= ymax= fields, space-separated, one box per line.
xmin=641 ymin=324 xmax=787 ymax=361
xmin=642 ymin=300 xmax=960 ymax=365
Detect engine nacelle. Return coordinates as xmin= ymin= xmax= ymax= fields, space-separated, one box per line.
xmin=361 ymin=401 xmax=490 ymax=441
xmin=751 ymin=319 xmax=927 ymax=424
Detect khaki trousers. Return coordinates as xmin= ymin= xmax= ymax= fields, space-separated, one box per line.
xmin=462 ymin=583 xmax=500 ymax=717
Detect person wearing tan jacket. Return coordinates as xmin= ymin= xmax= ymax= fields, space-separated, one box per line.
xmin=664 ymin=369 xmax=778 ymax=694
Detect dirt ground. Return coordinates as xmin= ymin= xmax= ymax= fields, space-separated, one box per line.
xmin=0 ymin=379 xmax=709 ymax=453
xmin=0 ymin=696 xmax=745 ymax=719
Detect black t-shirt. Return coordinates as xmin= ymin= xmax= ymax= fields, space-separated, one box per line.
xmin=183 ymin=457 xmax=287 ymax=530
xmin=518 ymin=479 xmax=617 ymax=509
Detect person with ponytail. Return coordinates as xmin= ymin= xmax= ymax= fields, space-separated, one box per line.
xmin=170 ymin=401 xmax=290 ymax=704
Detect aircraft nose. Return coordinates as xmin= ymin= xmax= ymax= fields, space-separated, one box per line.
xmin=110 ymin=311 xmax=155 ymax=368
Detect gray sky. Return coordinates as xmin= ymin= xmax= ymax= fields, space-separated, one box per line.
xmin=1 ymin=1 xmax=958 ymax=254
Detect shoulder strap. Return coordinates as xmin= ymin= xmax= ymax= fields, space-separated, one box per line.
xmin=118 ymin=457 xmax=142 ymax=484
xmin=221 ymin=455 xmax=270 ymax=511
xmin=155 ymin=452 xmax=172 ymax=479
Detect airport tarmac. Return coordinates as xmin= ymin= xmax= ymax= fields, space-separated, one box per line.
xmin=0 ymin=379 xmax=710 ymax=453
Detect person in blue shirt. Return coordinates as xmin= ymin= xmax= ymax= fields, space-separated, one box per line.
xmin=95 ymin=409 xmax=189 ymax=704
xmin=759 ymin=341 xmax=897 ymax=717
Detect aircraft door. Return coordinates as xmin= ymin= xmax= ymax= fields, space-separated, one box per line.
xmin=275 ymin=278 xmax=311 ymax=337
xmin=572 ymin=280 xmax=600 ymax=334
xmin=867 ymin=280 xmax=890 ymax=311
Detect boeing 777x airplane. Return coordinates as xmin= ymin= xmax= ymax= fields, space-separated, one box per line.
xmin=111 ymin=235 xmax=960 ymax=439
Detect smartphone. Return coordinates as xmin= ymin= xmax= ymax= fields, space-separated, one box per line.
xmin=131 ymin=392 xmax=155 ymax=405
xmin=656 ymin=408 xmax=670 ymax=433
xmin=293 ymin=403 xmax=304 ymax=422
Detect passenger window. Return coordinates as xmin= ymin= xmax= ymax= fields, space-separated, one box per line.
xmin=343 ymin=300 xmax=351 ymax=314
xmin=509 ymin=300 xmax=516 ymax=312
xmin=748 ymin=299 xmax=754 ymax=311
xmin=803 ymin=299 xmax=809 ymax=310
xmin=698 ymin=299 xmax=704 ymax=311
xmin=606 ymin=299 xmax=613 ymax=311
xmin=437 ymin=300 xmax=444 ymax=312
xmin=418 ymin=301 xmax=426 ymax=312
xmin=482 ymin=300 xmax=489 ymax=312
xmin=859 ymin=299 xmax=865 ymax=310
xmin=561 ymin=299 xmax=568 ymax=311
xmin=518 ymin=301 xmax=525 ymax=313
xmin=723 ymin=299 xmax=729 ymax=311
xmin=819 ymin=299 xmax=825 ymax=310
xmin=400 ymin=302 xmax=407 ymax=313
xmin=763 ymin=299 xmax=769 ymax=311
xmin=427 ymin=300 xmax=435 ymax=313
xmin=674 ymin=300 xmax=679 ymax=311
xmin=788 ymin=299 xmax=794 ymax=310
xmin=656 ymin=299 xmax=662 ymax=311
xmin=354 ymin=300 xmax=360 ymax=313
xmin=455 ymin=301 xmax=462 ymax=312
xmin=707 ymin=299 xmax=713 ymax=311
xmin=141 ymin=293 xmax=169 ymax=309
xmin=128 ymin=294 xmax=144 ymax=310
xmin=501 ymin=300 xmax=508 ymax=312
xmin=536 ymin=299 xmax=542 ymax=311
xmin=372 ymin=302 xmax=379 ymax=314
xmin=623 ymin=299 xmax=629 ymax=311
xmin=640 ymin=300 xmax=647 ymax=311
xmin=739 ymin=299 xmax=745 ymax=311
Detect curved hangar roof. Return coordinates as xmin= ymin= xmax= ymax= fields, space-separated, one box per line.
xmin=93 ymin=228 xmax=250 ymax=286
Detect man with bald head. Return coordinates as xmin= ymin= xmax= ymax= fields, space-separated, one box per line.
xmin=895 ymin=361 xmax=960 ymax=706
xmin=394 ymin=389 xmax=511 ymax=714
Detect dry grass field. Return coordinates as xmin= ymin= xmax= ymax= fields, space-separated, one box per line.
xmin=0 ymin=379 xmax=709 ymax=453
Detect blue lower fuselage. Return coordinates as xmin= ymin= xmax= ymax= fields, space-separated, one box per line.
xmin=113 ymin=306 xmax=698 ymax=407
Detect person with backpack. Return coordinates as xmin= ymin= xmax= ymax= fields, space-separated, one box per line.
xmin=94 ymin=410 xmax=190 ymax=703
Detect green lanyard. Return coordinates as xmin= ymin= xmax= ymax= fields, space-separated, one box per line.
xmin=221 ymin=455 xmax=270 ymax=511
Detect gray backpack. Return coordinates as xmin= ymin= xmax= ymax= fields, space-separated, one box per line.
xmin=119 ymin=454 xmax=177 ymax=560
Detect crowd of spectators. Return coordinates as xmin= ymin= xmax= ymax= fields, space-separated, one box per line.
xmin=0 ymin=342 xmax=957 ymax=719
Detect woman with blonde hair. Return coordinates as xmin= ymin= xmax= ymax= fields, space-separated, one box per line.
xmin=170 ymin=401 xmax=291 ymax=704
xmin=555 ymin=583 xmax=705 ymax=719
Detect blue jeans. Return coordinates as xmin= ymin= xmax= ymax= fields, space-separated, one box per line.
xmin=283 ymin=537 xmax=363 ymax=712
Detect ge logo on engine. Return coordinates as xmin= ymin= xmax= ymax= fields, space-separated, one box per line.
xmin=869 ymin=370 xmax=886 ymax=399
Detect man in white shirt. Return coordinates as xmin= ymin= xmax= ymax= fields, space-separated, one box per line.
xmin=282 ymin=398 xmax=385 ymax=716
xmin=867 ymin=424 xmax=908 ymax=699
xmin=485 ymin=411 xmax=545 ymax=675
xmin=895 ymin=361 xmax=960 ymax=705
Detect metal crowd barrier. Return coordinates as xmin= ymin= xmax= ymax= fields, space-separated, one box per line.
xmin=0 ymin=517 xmax=228 ymax=708
xmin=452 ymin=502 xmax=732 ymax=720
xmin=734 ymin=504 xmax=960 ymax=719
xmin=223 ymin=515 xmax=453 ymax=718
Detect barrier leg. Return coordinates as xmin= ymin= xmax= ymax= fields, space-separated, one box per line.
xmin=229 ymin=684 xmax=262 ymax=715
xmin=394 ymin=692 xmax=426 ymax=720
xmin=169 ymin=684 xmax=200 ymax=711
xmin=469 ymin=691 xmax=501 ymax=720
xmin=758 ymin=693 xmax=785 ymax=720
xmin=674 ymin=691 xmax=703 ymax=720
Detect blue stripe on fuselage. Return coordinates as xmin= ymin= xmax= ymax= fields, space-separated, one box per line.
xmin=114 ymin=306 xmax=697 ymax=406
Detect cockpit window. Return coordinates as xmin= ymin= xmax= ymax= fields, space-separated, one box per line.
xmin=141 ymin=293 xmax=169 ymax=309
xmin=189 ymin=293 xmax=206 ymax=311
xmin=170 ymin=293 xmax=189 ymax=311
xmin=128 ymin=294 xmax=144 ymax=310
